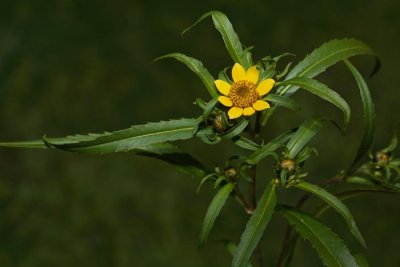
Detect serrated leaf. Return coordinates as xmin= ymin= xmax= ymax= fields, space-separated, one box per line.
xmin=287 ymin=118 xmax=324 ymax=158
xmin=264 ymin=94 xmax=300 ymax=111
xmin=0 ymin=119 xmax=199 ymax=154
xmin=246 ymin=131 xmax=293 ymax=165
xmin=183 ymin=11 xmax=250 ymax=68
xmin=344 ymin=60 xmax=375 ymax=167
xmin=278 ymin=38 xmax=375 ymax=96
xmin=294 ymin=181 xmax=366 ymax=247
xmin=279 ymin=77 xmax=351 ymax=128
xmin=199 ymin=182 xmax=235 ymax=246
xmin=233 ymin=180 xmax=277 ymax=267
xmin=154 ymin=53 xmax=218 ymax=97
xmin=279 ymin=207 xmax=358 ymax=267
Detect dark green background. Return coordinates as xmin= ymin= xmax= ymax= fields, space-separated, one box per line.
xmin=1 ymin=0 xmax=399 ymax=266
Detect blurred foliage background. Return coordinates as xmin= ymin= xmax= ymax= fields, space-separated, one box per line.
xmin=0 ymin=0 xmax=399 ymax=266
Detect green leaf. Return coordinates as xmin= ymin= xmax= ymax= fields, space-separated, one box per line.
xmin=287 ymin=118 xmax=324 ymax=158
xmin=264 ymin=94 xmax=300 ymax=111
xmin=199 ymin=182 xmax=235 ymax=246
xmin=224 ymin=241 xmax=254 ymax=267
xmin=219 ymin=119 xmax=249 ymax=140
xmin=154 ymin=53 xmax=218 ymax=97
xmin=183 ymin=11 xmax=251 ymax=68
xmin=294 ymin=181 xmax=366 ymax=247
xmin=233 ymin=180 xmax=277 ymax=267
xmin=233 ymin=136 xmax=261 ymax=151
xmin=246 ymin=131 xmax=293 ymax=165
xmin=279 ymin=207 xmax=358 ymax=267
xmin=134 ymin=142 xmax=209 ymax=178
xmin=344 ymin=60 xmax=375 ymax=167
xmin=354 ymin=253 xmax=370 ymax=267
xmin=279 ymin=38 xmax=375 ymax=96
xmin=0 ymin=119 xmax=198 ymax=154
xmin=279 ymin=77 xmax=351 ymax=128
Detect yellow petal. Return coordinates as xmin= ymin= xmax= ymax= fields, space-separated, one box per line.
xmin=214 ymin=80 xmax=231 ymax=96
xmin=252 ymin=100 xmax=270 ymax=111
xmin=243 ymin=107 xmax=255 ymax=116
xmin=232 ymin=63 xmax=246 ymax=82
xmin=246 ymin=66 xmax=259 ymax=84
xmin=218 ymin=96 xmax=233 ymax=107
xmin=256 ymin=79 xmax=275 ymax=96
xmin=228 ymin=107 xmax=243 ymax=119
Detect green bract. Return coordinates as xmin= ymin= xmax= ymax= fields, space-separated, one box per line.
xmin=1 ymin=10 xmax=399 ymax=267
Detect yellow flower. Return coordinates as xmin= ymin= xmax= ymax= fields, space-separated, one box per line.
xmin=214 ymin=63 xmax=275 ymax=119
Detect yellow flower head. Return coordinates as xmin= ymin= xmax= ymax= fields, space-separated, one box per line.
xmin=214 ymin=63 xmax=275 ymax=119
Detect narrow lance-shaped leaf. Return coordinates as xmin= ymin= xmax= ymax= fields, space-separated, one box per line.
xmin=233 ymin=179 xmax=278 ymax=267
xmin=224 ymin=241 xmax=254 ymax=267
xmin=199 ymin=182 xmax=235 ymax=246
xmin=278 ymin=38 xmax=375 ymax=96
xmin=294 ymin=181 xmax=366 ymax=247
xmin=264 ymin=94 xmax=300 ymax=111
xmin=279 ymin=77 xmax=351 ymax=128
xmin=154 ymin=53 xmax=218 ymax=97
xmin=183 ymin=11 xmax=251 ymax=68
xmin=246 ymin=131 xmax=293 ymax=165
xmin=344 ymin=60 xmax=375 ymax=167
xmin=0 ymin=119 xmax=198 ymax=154
xmin=279 ymin=207 xmax=358 ymax=267
xmin=287 ymin=118 xmax=323 ymax=158
xmin=134 ymin=143 xmax=209 ymax=178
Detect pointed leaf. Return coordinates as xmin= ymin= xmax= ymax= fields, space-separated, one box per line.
xmin=264 ymin=94 xmax=300 ymax=111
xmin=233 ymin=180 xmax=278 ymax=267
xmin=183 ymin=11 xmax=250 ymax=68
xmin=0 ymin=119 xmax=198 ymax=154
xmin=279 ymin=207 xmax=358 ymax=267
xmin=199 ymin=182 xmax=235 ymax=246
xmin=155 ymin=53 xmax=218 ymax=97
xmin=287 ymin=118 xmax=323 ymax=158
xmin=245 ymin=131 xmax=293 ymax=165
xmin=294 ymin=181 xmax=366 ymax=247
xmin=279 ymin=38 xmax=375 ymax=96
xmin=344 ymin=60 xmax=375 ymax=166
xmin=280 ymin=77 xmax=351 ymax=127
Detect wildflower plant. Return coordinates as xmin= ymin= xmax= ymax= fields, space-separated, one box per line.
xmin=1 ymin=11 xmax=399 ymax=267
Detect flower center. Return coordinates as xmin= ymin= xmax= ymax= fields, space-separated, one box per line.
xmin=228 ymin=80 xmax=258 ymax=107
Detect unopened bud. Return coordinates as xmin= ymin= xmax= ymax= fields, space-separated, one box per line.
xmin=375 ymin=151 xmax=389 ymax=165
xmin=213 ymin=114 xmax=226 ymax=133
xmin=280 ymin=159 xmax=296 ymax=172
xmin=224 ymin=168 xmax=237 ymax=178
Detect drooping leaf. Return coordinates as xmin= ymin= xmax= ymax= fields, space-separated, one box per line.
xmin=233 ymin=180 xmax=277 ymax=267
xmin=0 ymin=119 xmax=199 ymax=154
xmin=183 ymin=11 xmax=251 ymax=68
xmin=264 ymin=94 xmax=300 ymax=111
xmin=294 ymin=181 xmax=366 ymax=247
xmin=279 ymin=206 xmax=358 ymax=267
xmin=344 ymin=60 xmax=375 ymax=167
xmin=134 ymin=142 xmax=209 ymax=178
xmin=287 ymin=118 xmax=324 ymax=158
xmin=278 ymin=38 xmax=375 ymax=96
xmin=279 ymin=77 xmax=351 ymax=128
xmin=245 ymin=131 xmax=293 ymax=165
xmin=199 ymin=182 xmax=235 ymax=246
xmin=154 ymin=53 xmax=218 ymax=97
